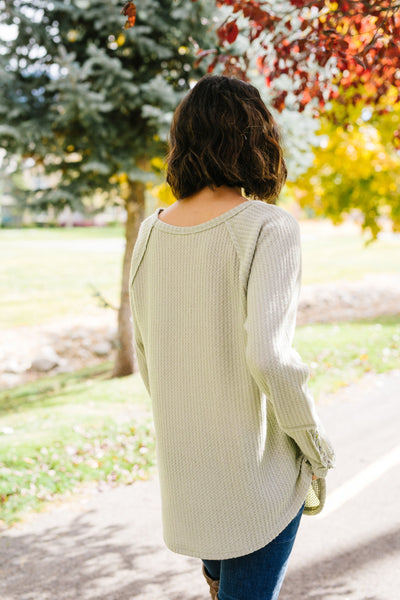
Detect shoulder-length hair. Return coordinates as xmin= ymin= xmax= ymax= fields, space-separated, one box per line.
xmin=166 ymin=75 xmax=287 ymax=203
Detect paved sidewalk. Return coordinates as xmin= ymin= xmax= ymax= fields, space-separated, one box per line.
xmin=1 ymin=370 xmax=399 ymax=600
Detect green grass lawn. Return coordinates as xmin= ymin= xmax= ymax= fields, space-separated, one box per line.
xmin=0 ymin=362 xmax=155 ymax=528
xmin=301 ymin=231 xmax=400 ymax=283
xmin=0 ymin=226 xmax=125 ymax=327
xmin=1 ymin=221 xmax=399 ymax=327
xmin=1 ymin=314 xmax=399 ymax=528
xmin=293 ymin=315 xmax=400 ymax=397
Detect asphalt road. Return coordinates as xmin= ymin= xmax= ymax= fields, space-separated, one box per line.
xmin=1 ymin=369 xmax=399 ymax=600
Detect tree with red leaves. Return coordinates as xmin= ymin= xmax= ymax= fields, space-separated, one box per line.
xmin=208 ymin=0 xmax=400 ymax=118
xmin=123 ymin=1 xmax=399 ymax=118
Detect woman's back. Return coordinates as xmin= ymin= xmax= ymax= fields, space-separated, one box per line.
xmin=129 ymin=199 xmax=335 ymax=560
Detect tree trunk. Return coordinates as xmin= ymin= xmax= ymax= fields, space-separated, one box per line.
xmin=112 ymin=180 xmax=146 ymax=378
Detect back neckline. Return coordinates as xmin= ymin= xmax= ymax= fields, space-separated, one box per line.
xmin=153 ymin=200 xmax=258 ymax=234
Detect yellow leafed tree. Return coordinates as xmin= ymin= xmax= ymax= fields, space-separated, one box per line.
xmin=289 ymin=90 xmax=400 ymax=243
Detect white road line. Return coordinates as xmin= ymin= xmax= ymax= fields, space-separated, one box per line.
xmin=316 ymin=444 xmax=400 ymax=519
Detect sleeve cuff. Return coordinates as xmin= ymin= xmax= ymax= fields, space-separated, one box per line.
xmin=286 ymin=423 xmax=336 ymax=478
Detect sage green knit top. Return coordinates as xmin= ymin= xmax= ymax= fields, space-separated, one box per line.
xmin=129 ymin=199 xmax=336 ymax=560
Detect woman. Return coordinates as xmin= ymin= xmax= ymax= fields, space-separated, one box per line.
xmin=129 ymin=75 xmax=336 ymax=600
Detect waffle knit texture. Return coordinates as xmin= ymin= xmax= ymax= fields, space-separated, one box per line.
xmin=129 ymin=199 xmax=336 ymax=560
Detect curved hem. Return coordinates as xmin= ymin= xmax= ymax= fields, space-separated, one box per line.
xmin=162 ymin=467 xmax=313 ymax=560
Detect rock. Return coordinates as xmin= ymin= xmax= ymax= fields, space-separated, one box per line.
xmin=105 ymin=329 xmax=119 ymax=349
xmin=105 ymin=328 xmax=119 ymax=343
xmin=298 ymin=301 xmax=312 ymax=310
xmin=61 ymin=340 xmax=74 ymax=350
xmin=82 ymin=337 xmax=95 ymax=349
xmin=30 ymin=357 xmax=59 ymax=372
xmin=28 ymin=345 xmax=61 ymax=372
xmin=56 ymin=364 xmax=76 ymax=374
xmin=76 ymin=348 xmax=92 ymax=359
xmin=70 ymin=328 xmax=90 ymax=340
xmin=3 ymin=360 xmax=30 ymax=374
xmin=92 ymin=342 xmax=112 ymax=356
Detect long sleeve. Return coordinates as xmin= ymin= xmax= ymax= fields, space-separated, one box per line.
xmin=244 ymin=212 xmax=336 ymax=478
xmin=129 ymin=283 xmax=151 ymax=397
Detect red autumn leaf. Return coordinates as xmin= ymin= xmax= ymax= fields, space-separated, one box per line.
xmin=121 ymin=1 xmax=136 ymax=29
xmin=207 ymin=56 xmax=219 ymax=73
xmin=217 ymin=21 xmax=239 ymax=44
xmin=226 ymin=21 xmax=239 ymax=43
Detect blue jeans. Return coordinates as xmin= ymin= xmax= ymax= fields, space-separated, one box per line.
xmin=202 ymin=501 xmax=305 ymax=600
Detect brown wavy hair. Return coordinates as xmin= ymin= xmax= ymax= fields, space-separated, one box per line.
xmin=166 ymin=75 xmax=287 ymax=203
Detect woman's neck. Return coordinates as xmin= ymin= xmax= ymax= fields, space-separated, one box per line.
xmin=179 ymin=186 xmax=245 ymax=206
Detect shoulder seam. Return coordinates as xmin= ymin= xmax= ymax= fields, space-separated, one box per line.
xmin=129 ymin=214 xmax=157 ymax=288
xmin=224 ymin=220 xmax=240 ymax=262
xmin=224 ymin=220 xmax=251 ymax=293
xmin=224 ymin=218 xmax=263 ymax=293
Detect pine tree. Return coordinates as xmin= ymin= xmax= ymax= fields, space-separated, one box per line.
xmin=0 ymin=0 xmax=212 ymax=376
